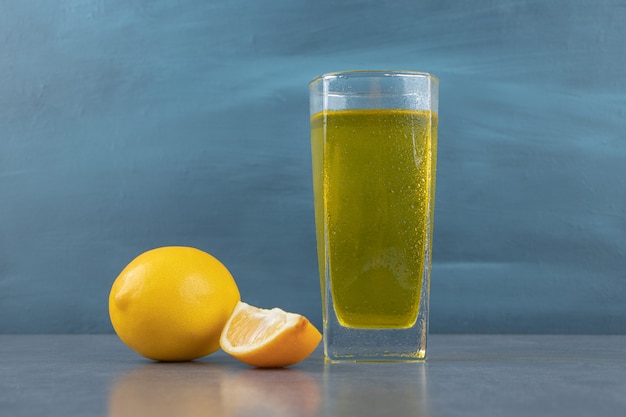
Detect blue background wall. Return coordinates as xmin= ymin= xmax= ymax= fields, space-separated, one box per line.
xmin=2 ymin=0 xmax=625 ymax=334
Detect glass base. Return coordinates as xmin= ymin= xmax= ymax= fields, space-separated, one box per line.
xmin=323 ymin=310 xmax=428 ymax=362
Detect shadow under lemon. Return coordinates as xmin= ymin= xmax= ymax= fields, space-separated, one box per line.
xmin=109 ymin=362 xmax=320 ymax=417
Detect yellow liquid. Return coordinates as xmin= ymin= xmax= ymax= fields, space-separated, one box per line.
xmin=311 ymin=109 xmax=437 ymax=328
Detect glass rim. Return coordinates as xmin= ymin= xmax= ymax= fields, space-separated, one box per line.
xmin=309 ymin=70 xmax=439 ymax=87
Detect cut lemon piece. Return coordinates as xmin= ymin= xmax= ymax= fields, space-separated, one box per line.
xmin=220 ymin=301 xmax=322 ymax=368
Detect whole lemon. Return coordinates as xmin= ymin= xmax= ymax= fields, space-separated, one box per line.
xmin=109 ymin=246 xmax=240 ymax=361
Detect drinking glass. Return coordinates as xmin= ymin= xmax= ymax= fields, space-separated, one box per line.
xmin=309 ymin=70 xmax=439 ymax=361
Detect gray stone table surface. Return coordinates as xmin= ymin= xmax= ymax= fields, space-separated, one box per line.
xmin=1 ymin=334 xmax=625 ymax=417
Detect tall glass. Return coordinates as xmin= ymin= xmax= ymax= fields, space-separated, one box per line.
xmin=309 ymin=70 xmax=439 ymax=362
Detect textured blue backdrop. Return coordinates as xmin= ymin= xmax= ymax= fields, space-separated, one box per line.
xmin=1 ymin=0 xmax=625 ymax=333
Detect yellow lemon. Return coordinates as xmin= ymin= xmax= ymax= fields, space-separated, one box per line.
xmin=220 ymin=301 xmax=322 ymax=368
xmin=109 ymin=246 xmax=240 ymax=361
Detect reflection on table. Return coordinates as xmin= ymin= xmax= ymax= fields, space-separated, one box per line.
xmin=108 ymin=361 xmax=321 ymax=417
xmin=323 ymin=361 xmax=430 ymax=417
